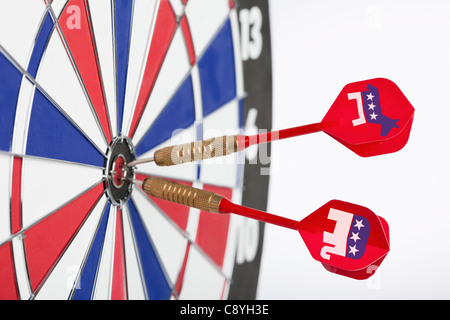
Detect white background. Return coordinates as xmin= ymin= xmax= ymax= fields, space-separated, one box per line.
xmin=257 ymin=0 xmax=450 ymax=299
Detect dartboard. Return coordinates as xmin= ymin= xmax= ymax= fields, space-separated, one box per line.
xmin=0 ymin=0 xmax=271 ymax=300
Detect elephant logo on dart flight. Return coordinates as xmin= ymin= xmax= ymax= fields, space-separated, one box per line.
xmin=320 ymin=208 xmax=371 ymax=260
xmin=348 ymin=84 xmax=400 ymax=137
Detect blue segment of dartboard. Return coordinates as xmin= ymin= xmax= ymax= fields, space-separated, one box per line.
xmin=198 ymin=19 xmax=236 ymax=118
xmin=114 ymin=0 xmax=134 ymax=134
xmin=127 ymin=198 xmax=172 ymax=300
xmin=26 ymin=88 xmax=105 ymax=167
xmin=27 ymin=11 xmax=53 ymax=79
xmin=0 ymin=52 xmax=22 ymax=152
xmin=135 ymin=75 xmax=196 ymax=156
xmin=72 ymin=202 xmax=111 ymax=300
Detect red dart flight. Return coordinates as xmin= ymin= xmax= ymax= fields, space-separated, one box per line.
xmin=297 ymin=200 xmax=390 ymax=280
xmin=320 ymin=78 xmax=414 ymax=157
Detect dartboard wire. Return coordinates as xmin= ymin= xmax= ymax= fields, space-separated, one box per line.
xmin=132 ymin=186 xmax=233 ymax=282
xmin=0 ymin=180 xmax=105 ymax=252
xmin=67 ymin=195 xmax=110 ymax=300
xmin=28 ymin=189 xmax=108 ymax=299
xmin=83 ymin=0 xmax=115 ymax=142
xmin=111 ymin=0 xmax=136 ymax=137
xmin=109 ymin=0 xmax=119 ymax=137
xmin=0 ymin=45 xmax=108 ymax=159
xmin=121 ymin=0 xmax=161 ymax=138
xmin=121 ymin=200 xmax=175 ymax=300
xmin=91 ymin=203 xmax=116 ymax=299
xmin=130 ymin=7 xmax=237 ymax=150
xmin=7 ymin=187 xmax=106 ymax=300
xmin=124 ymin=0 xmax=178 ymax=141
xmin=0 ymin=151 xmax=105 ymax=171
xmin=47 ymin=2 xmax=111 ymax=149
xmin=130 ymin=4 xmax=246 ymax=271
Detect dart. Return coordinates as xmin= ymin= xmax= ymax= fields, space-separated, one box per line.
xmin=137 ymin=176 xmax=390 ymax=280
xmin=126 ymin=77 xmax=414 ymax=167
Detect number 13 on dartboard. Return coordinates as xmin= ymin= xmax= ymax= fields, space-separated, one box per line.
xmin=239 ymin=6 xmax=263 ymax=61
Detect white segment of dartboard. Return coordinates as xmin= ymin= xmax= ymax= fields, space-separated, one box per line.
xmin=0 ymin=0 xmax=46 ymax=70
xmin=135 ymin=124 xmax=197 ymax=182
xmin=132 ymin=27 xmax=190 ymax=146
xmin=121 ymin=204 xmax=146 ymax=300
xmin=34 ymin=196 xmax=108 ymax=300
xmin=35 ymin=27 xmax=108 ymax=154
xmin=21 ymin=156 xmax=103 ymax=231
xmin=0 ymin=154 xmax=11 ymax=244
xmin=191 ymin=64 xmax=203 ymax=125
xmin=220 ymin=189 xmax=243 ymax=280
xmin=121 ymin=0 xmax=159 ymax=137
xmin=11 ymin=78 xmax=35 ymax=155
xmin=200 ymin=99 xmax=240 ymax=188
xmin=169 ymin=0 xmax=184 ymax=18
xmin=184 ymin=0 xmax=230 ymax=58
xmin=92 ymin=204 xmax=116 ymax=300
xmin=11 ymin=236 xmax=31 ymax=299
xmin=49 ymin=0 xmax=68 ymax=19
xmin=87 ymin=0 xmax=118 ymax=139
xmin=177 ymin=244 xmax=226 ymax=299
xmin=132 ymin=187 xmax=188 ymax=287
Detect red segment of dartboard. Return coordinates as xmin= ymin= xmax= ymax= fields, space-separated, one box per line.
xmin=297 ymin=200 xmax=390 ymax=280
xmin=58 ymin=0 xmax=112 ymax=143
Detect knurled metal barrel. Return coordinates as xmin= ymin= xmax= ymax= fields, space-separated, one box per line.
xmin=153 ymin=135 xmax=238 ymax=166
xmin=142 ymin=176 xmax=224 ymax=213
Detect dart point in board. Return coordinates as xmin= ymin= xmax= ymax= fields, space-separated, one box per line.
xmin=135 ymin=176 xmax=390 ymax=280
xmin=127 ymin=77 xmax=414 ymax=167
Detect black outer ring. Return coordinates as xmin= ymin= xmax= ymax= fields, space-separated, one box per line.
xmin=228 ymin=0 xmax=273 ymax=299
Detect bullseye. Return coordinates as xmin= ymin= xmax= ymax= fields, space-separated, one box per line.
xmin=111 ymin=154 xmax=125 ymax=188
xmin=104 ymin=136 xmax=135 ymax=206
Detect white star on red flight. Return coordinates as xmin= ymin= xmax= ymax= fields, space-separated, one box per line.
xmin=348 ymin=245 xmax=359 ymax=256
xmin=354 ymin=219 xmax=365 ymax=230
xmin=349 ymin=232 xmax=360 ymax=242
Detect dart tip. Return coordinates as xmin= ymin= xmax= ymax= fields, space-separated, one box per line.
xmin=125 ymin=157 xmax=154 ymax=168
xmin=121 ymin=176 xmax=143 ymax=186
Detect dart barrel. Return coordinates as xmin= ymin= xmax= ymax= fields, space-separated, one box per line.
xmin=142 ymin=176 xmax=224 ymax=213
xmin=153 ymin=135 xmax=239 ymax=166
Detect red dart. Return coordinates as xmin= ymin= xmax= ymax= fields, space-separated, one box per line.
xmin=127 ymin=78 xmax=414 ymax=167
xmin=295 ymin=200 xmax=390 ymax=280
xmin=140 ymin=176 xmax=390 ymax=279
xmin=238 ymin=78 xmax=414 ymax=157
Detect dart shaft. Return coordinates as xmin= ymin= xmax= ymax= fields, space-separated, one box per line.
xmin=242 ymin=122 xmax=322 ymax=148
xmin=219 ymin=198 xmax=299 ymax=230
xmin=152 ymin=123 xmax=322 ymax=167
xmin=141 ymin=176 xmax=299 ymax=230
